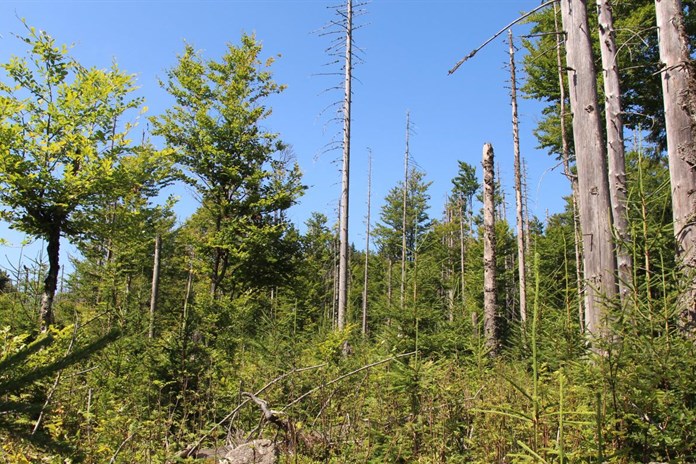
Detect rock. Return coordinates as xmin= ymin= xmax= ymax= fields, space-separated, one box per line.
xmin=221 ymin=439 xmax=278 ymax=464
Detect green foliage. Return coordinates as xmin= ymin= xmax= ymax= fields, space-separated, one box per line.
xmin=151 ymin=35 xmax=304 ymax=296
xmin=2 ymin=14 xmax=696 ymax=464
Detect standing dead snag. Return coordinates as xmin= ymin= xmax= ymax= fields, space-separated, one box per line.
xmin=337 ymin=0 xmax=354 ymax=332
xmin=362 ymin=150 xmax=372 ymax=336
xmin=560 ymin=0 xmax=617 ymax=339
xmin=654 ymin=0 xmax=696 ymax=329
xmin=509 ymin=30 xmax=528 ymax=327
xmin=597 ymin=0 xmax=632 ymax=304
xmin=482 ymin=143 xmax=498 ymax=355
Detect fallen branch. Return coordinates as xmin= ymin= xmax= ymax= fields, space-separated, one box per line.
xmin=283 ymin=351 xmax=416 ymax=411
xmin=448 ymin=0 xmax=557 ymax=75
xmin=181 ymin=362 xmax=325 ymax=458
xmin=242 ymin=392 xmax=289 ymax=432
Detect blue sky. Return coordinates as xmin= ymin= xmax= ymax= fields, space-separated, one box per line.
xmin=0 ymin=0 xmax=569 ymax=275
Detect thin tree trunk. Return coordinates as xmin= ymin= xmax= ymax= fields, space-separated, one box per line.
xmin=149 ymin=234 xmax=162 ymax=340
xmin=401 ymin=112 xmax=410 ymax=313
xmin=509 ymin=29 xmax=528 ymax=325
xmin=655 ymin=0 xmax=696 ymax=328
xmin=39 ymin=229 xmax=60 ymax=332
xmin=459 ymin=197 xmax=467 ymax=314
xmin=482 ymin=143 xmax=498 ymax=355
xmin=560 ymin=0 xmax=617 ymax=338
xmin=362 ymin=151 xmax=372 ymax=336
xmin=597 ymin=0 xmax=632 ymax=303
xmin=337 ymin=0 xmax=353 ymax=331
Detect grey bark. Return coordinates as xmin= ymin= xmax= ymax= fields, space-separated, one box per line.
xmin=149 ymin=234 xmax=161 ymax=340
xmin=337 ymin=0 xmax=353 ymax=331
xmin=362 ymin=151 xmax=372 ymax=336
xmin=482 ymin=143 xmax=498 ymax=355
xmin=655 ymin=0 xmax=696 ymax=328
xmin=401 ymin=112 xmax=410 ymax=312
xmin=554 ymin=2 xmax=585 ymax=331
xmin=509 ymin=30 xmax=528 ymax=325
xmin=560 ymin=0 xmax=617 ymax=338
xmin=597 ymin=0 xmax=632 ymax=303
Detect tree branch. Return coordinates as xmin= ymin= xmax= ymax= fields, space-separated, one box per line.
xmin=448 ymin=0 xmax=558 ymax=75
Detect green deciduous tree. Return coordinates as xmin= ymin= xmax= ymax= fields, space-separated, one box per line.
xmin=0 ymin=25 xmax=167 ymax=331
xmin=151 ymin=35 xmax=304 ymax=298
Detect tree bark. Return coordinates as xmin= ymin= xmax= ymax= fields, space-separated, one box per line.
xmin=509 ymin=30 xmax=528 ymax=326
xmin=149 ymin=234 xmax=162 ymax=340
xmin=39 ymin=229 xmax=61 ymax=332
xmin=337 ymin=0 xmax=353 ymax=331
xmin=459 ymin=197 xmax=467 ymax=315
xmin=655 ymin=0 xmax=696 ymax=328
xmin=560 ymin=0 xmax=617 ymax=338
xmin=401 ymin=112 xmax=410 ymax=313
xmin=362 ymin=151 xmax=371 ymax=336
xmin=554 ymin=2 xmax=585 ymax=331
xmin=482 ymin=143 xmax=498 ymax=355
xmin=597 ymin=0 xmax=632 ymax=303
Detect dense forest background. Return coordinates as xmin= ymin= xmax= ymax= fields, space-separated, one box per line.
xmin=1 ymin=0 xmax=696 ymax=462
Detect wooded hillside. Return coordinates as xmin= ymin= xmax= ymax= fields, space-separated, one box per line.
xmin=1 ymin=1 xmax=695 ymax=462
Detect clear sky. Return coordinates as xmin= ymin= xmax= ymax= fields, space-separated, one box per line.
xmin=0 ymin=0 xmax=569 ymax=275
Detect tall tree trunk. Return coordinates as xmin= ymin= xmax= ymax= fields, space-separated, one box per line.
xmin=482 ymin=143 xmax=498 ymax=355
xmin=459 ymin=197 xmax=467 ymax=314
xmin=509 ymin=29 xmax=528 ymax=326
xmin=597 ymin=0 xmax=632 ymax=303
xmin=337 ymin=0 xmax=353 ymax=331
xmin=39 ymin=229 xmax=61 ymax=332
xmin=655 ymin=0 xmax=696 ymax=328
xmin=401 ymin=112 xmax=410 ymax=313
xmin=560 ymin=0 xmax=617 ymax=338
xmin=554 ymin=2 xmax=585 ymax=331
xmin=149 ymin=234 xmax=162 ymax=340
xmin=362 ymin=151 xmax=372 ymax=336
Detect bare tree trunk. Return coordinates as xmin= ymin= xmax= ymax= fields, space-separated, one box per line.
xmin=459 ymin=197 xmax=467 ymax=314
xmin=555 ymin=2 xmax=585 ymax=332
xmin=337 ymin=0 xmax=353 ymax=331
xmin=39 ymin=229 xmax=60 ymax=332
xmin=482 ymin=143 xmax=498 ymax=355
xmin=509 ymin=30 xmax=528 ymax=326
xmin=597 ymin=0 xmax=632 ymax=303
xmin=655 ymin=0 xmax=696 ymax=328
xmin=401 ymin=112 xmax=410 ymax=313
xmin=560 ymin=0 xmax=617 ymax=338
xmin=149 ymin=234 xmax=162 ymax=340
xmin=387 ymin=258 xmax=393 ymax=311
xmin=445 ymin=201 xmax=455 ymax=323
xmin=362 ymin=151 xmax=372 ymax=336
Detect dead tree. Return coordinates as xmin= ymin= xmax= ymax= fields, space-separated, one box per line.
xmin=560 ymin=0 xmax=617 ymax=339
xmin=655 ymin=0 xmax=696 ymax=328
xmin=362 ymin=150 xmax=372 ymax=336
xmin=401 ymin=112 xmax=410 ymax=312
xmin=509 ymin=30 xmax=528 ymax=326
xmin=148 ymin=234 xmax=162 ymax=340
xmin=554 ymin=2 xmax=585 ymax=332
xmin=483 ymin=143 xmax=498 ymax=355
xmin=337 ymin=0 xmax=354 ymax=331
xmin=597 ymin=0 xmax=632 ymax=303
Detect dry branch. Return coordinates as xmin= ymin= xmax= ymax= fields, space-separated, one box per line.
xmin=448 ymin=0 xmax=557 ymax=75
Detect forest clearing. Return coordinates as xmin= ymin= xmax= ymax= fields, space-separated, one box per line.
xmin=1 ymin=0 xmax=696 ymax=462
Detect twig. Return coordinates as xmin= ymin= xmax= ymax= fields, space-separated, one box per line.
xmin=109 ymin=432 xmax=134 ymax=464
xmin=182 ymin=362 xmax=326 ymax=458
xmin=283 ymin=351 xmax=417 ymax=411
xmin=31 ymin=324 xmax=78 ymax=435
xmin=448 ymin=0 xmax=558 ymax=75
